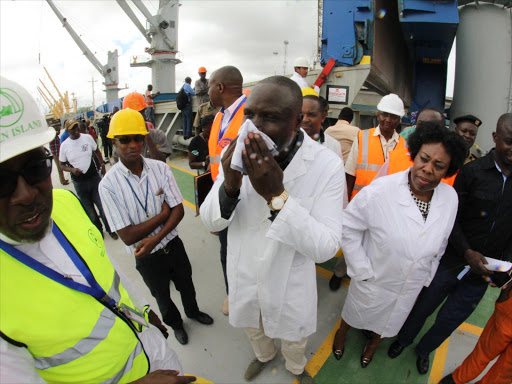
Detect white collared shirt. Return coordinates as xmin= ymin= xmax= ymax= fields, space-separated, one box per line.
xmin=345 ymin=126 xmax=401 ymax=176
xmin=99 ymin=157 xmax=183 ymax=256
xmin=220 ymin=94 xmax=246 ymax=134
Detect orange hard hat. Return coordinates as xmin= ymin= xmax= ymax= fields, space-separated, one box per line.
xmin=122 ymin=92 xmax=147 ymax=112
xmin=198 ymin=67 xmax=207 ymax=73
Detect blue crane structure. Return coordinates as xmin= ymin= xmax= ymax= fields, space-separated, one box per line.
xmin=321 ymin=0 xmax=459 ymax=115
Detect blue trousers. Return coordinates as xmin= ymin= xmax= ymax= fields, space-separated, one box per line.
xmin=397 ymin=263 xmax=488 ymax=359
xmin=145 ymin=107 xmax=155 ymax=126
xmin=182 ymin=104 xmax=193 ymax=138
xmin=72 ymin=174 xmax=112 ymax=235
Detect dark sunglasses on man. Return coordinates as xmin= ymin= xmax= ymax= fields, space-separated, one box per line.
xmin=114 ymin=135 xmax=145 ymax=145
xmin=0 ymin=155 xmax=53 ymax=199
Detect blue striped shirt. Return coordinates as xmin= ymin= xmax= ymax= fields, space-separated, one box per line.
xmin=99 ymin=157 xmax=183 ymax=256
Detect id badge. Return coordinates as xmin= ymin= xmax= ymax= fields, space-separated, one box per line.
xmin=120 ymin=303 xmax=149 ymax=327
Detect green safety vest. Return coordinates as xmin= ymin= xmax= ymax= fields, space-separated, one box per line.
xmin=0 ymin=189 xmax=150 ymax=383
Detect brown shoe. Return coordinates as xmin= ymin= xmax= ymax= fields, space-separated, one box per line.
xmin=222 ymin=296 xmax=229 ymax=315
xmin=244 ymin=358 xmax=269 ymax=381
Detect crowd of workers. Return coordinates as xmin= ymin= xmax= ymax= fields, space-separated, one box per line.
xmin=0 ymin=56 xmax=511 ymax=384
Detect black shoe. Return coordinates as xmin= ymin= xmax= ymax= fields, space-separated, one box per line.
xmin=360 ymin=355 xmax=372 ymax=368
xmin=388 ymin=340 xmax=405 ymax=359
xmin=416 ymin=356 xmax=430 ymax=375
xmin=174 ymin=328 xmax=188 ymax=345
xmin=439 ymin=373 xmax=455 ymax=384
xmin=329 ymin=275 xmax=343 ymax=291
xmin=332 ymin=344 xmax=344 ymax=360
xmin=191 ymin=311 xmax=213 ymax=325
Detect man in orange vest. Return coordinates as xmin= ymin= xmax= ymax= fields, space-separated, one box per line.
xmin=345 ymin=94 xmax=407 ymax=200
xmin=376 ymin=108 xmax=459 ymax=185
xmin=207 ymin=65 xmax=246 ymax=315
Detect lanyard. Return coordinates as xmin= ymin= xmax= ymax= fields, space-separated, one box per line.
xmin=125 ymin=176 xmax=149 ymax=218
xmin=218 ymin=97 xmax=246 ymax=143
xmin=0 ymin=223 xmax=115 ymax=307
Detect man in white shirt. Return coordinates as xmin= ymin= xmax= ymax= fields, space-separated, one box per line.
xmin=201 ymin=76 xmax=344 ymax=384
xmin=344 ymin=93 xmax=406 ymax=200
xmin=0 ymin=76 xmax=193 ymax=384
xmin=59 ymin=118 xmax=118 ymax=240
xmin=99 ymin=109 xmax=213 ymax=346
xmin=290 ymin=57 xmax=320 ymax=94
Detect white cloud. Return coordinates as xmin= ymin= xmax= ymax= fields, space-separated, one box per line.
xmin=1 ymin=0 xmax=318 ymax=113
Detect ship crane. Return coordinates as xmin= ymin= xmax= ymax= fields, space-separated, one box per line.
xmin=117 ymin=0 xmax=181 ymax=93
xmin=46 ymin=0 xmax=123 ymax=103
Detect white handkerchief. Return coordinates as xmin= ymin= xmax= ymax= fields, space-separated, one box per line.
xmin=230 ymin=119 xmax=278 ymax=174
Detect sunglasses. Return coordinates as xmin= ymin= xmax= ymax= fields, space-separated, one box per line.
xmin=0 ymin=156 xmax=53 ymax=199
xmin=114 ymin=135 xmax=145 ymax=145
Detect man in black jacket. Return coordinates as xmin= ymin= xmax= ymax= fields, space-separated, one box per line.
xmin=388 ymin=113 xmax=512 ymax=375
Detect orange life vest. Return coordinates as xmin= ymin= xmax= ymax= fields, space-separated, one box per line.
xmin=208 ymin=99 xmax=246 ymax=181
xmin=352 ymin=128 xmax=406 ymax=199
xmin=388 ymin=146 xmax=457 ymax=186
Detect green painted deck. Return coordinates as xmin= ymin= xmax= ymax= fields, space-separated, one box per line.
xmin=168 ymin=160 xmax=497 ymax=384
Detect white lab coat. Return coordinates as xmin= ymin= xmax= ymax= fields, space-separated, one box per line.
xmin=200 ymin=133 xmax=344 ymax=341
xmin=341 ymin=170 xmax=458 ymax=337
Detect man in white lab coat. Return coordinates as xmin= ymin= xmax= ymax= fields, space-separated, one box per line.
xmin=200 ymin=76 xmax=344 ymax=384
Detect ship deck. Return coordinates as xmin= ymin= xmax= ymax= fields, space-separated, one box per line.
xmin=50 ymin=152 xmax=498 ymax=384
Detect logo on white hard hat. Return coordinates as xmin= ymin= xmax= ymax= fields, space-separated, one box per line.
xmin=0 ymin=76 xmax=56 ymax=163
xmin=0 ymin=87 xmax=24 ymax=128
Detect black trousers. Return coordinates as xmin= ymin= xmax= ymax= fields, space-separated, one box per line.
xmin=136 ymin=236 xmax=199 ymax=330
xmin=103 ymin=138 xmax=113 ymax=158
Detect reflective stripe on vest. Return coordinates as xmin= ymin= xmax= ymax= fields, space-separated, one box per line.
xmin=0 ymin=189 xmax=149 ymax=383
xmin=352 ymin=128 xmax=406 ymax=199
xmin=33 ymin=272 xmax=121 ymax=370
xmin=208 ymin=103 xmax=245 ymax=180
xmin=100 ymin=342 xmax=144 ymax=384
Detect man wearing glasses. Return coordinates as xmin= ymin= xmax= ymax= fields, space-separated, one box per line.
xmin=59 ymin=117 xmax=118 ymax=240
xmin=99 ymin=108 xmax=213 ymax=346
xmin=0 ymin=76 xmax=194 ymax=384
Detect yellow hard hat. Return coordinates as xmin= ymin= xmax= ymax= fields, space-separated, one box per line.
xmin=301 ymin=87 xmax=319 ymax=97
xmin=107 ymin=108 xmax=148 ymax=138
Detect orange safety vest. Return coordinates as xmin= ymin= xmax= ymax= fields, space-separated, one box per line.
xmin=208 ymin=99 xmax=246 ymax=181
xmin=388 ymin=146 xmax=457 ymax=186
xmin=352 ymin=128 xmax=406 ymax=199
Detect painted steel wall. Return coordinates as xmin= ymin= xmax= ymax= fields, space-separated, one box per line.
xmin=451 ymin=4 xmax=512 ymax=152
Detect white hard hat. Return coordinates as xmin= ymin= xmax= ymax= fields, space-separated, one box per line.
xmin=377 ymin=93 xmax=405 ymax=118
xmin=0 ymin=76 xmax=55 ymax=163
xmin=293 ymin=57 xmax=309 ymax=68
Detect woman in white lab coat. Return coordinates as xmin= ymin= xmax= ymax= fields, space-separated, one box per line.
xmin=332 ymin=122 xmax=467 ymax=368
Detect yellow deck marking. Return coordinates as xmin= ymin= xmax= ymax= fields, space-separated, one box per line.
xmin=183 ymin=200 xmax=196 ymax=211
xmin=169 ymin=163 xmax=197 ymax=176
xmin=457 ymin=322 xmax=483 ymax=336
xmin=429 ymin=338 xmax=450 ymax=384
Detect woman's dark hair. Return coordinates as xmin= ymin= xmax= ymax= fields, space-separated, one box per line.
xmin=200 ymin=114 xmax=215 ymax=130
xmin=407 ymin=121 xmax=467 ymax=177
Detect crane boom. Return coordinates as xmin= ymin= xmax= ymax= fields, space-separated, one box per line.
xmin=131 ymin=0 xmax=175 ymax=51
xmin=115 ymin=0 xmax=152 ymax=44
xmin=45 ymin=0 xmax=105 ymax=77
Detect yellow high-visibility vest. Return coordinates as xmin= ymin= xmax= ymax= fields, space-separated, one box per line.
xmin=0 ymin=189 xmax=149 ymax=383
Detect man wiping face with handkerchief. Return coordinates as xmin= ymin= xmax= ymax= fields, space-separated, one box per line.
xmin=200 ymin=75 xmax=345 ymax=384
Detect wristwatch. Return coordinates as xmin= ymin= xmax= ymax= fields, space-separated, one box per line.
xmin=268 ymin=190 xmax=289 ymax=211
